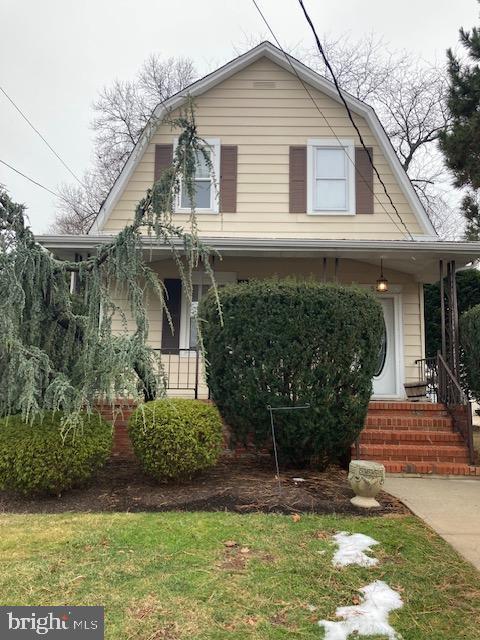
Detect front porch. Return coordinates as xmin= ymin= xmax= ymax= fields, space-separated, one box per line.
xmin=42 ymin=234 xmax=480 ymax=398
xmin=41 ymin=234 xmax=480 ymax=475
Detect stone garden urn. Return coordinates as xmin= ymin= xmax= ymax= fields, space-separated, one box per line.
xmin=348 ymin=460 xmax=385 ymax=508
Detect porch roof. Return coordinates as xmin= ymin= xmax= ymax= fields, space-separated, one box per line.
xmin=36 ymin=235 xmax=480 ymax=283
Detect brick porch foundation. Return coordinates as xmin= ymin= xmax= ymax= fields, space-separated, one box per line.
xmin=97 ymin=399 xmax=480 ymax=475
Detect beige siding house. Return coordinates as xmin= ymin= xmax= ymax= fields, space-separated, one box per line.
xmin=39 ymin=42 xmax=480 ymax=401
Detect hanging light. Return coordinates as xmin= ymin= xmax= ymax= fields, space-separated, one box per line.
xmin=376 ymin=258 xmax=389 ymax=293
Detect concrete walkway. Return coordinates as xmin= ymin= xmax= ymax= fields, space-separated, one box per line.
xmin=384 ymin=476 xmax=480 ymax=570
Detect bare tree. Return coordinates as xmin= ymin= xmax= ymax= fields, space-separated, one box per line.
xmin=303 ymin=33 xmax=408 ymax=102
xmin=51 ymin=55 xmax=196 ymax=234
xmin=52 ymin=170 xmax=111 ymax=234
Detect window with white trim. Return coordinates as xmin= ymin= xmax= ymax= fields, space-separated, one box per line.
xmin=307 ymin=138 xmax=355 ymax=215
xmin=176 ymin=138 xmax=220 ymax=213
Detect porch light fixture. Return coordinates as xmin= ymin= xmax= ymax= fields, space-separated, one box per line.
xmin=376 ymin=259 xmax=388 ymax=293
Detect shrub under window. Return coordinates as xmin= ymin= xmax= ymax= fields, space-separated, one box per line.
xmin=128 ymin=398 xmax=223 ymax=480
xmin=0 ymin=412 xmax=113 ymax=496
xmin=199 ymin=279 xmax=384 ymax=467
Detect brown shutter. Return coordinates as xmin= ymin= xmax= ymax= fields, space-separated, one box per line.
xmin=220 ymin=145 xmax=237 ymax=212
xmin=161 ymin=279 xmax=182 ymax=351
xmin=355 ymin=147 xmax=374 ymax=214
xmin=289 ymin=146 xmax=307 ymax=213
xmin=154 ymin=144 xmax=173 ymax=182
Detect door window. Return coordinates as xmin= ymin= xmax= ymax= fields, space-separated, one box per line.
xmin=374 ymin=316 xmax=387 ymax=377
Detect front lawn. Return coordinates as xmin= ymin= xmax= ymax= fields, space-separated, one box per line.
xmin=0 ymin=512 xmax=478 ymax=639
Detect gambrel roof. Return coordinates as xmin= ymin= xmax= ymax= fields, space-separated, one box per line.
xmin=89 ymin=41 xmax=437 ymax=237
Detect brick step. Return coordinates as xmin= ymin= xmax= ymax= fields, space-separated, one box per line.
xmin=382 ymin=461 xmax=480 ymax=476
xmin=368 ymin=401 xmax=447 ymax=413
xmin=368 ymin=412 xmax=450 ymax=421
xmin=357 ymin=443 xmax=470 ymax=463
xmin=365 ymin=415 xmax=452 ymax=430
xmin=359 ymin=430 xmax=463 ymax=445
xmin=368 ymin=409 xmax=449 ymax=419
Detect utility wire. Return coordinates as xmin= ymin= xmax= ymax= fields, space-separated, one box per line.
xmin=0 ymin=158 xmax=74 ymax=207
xmin=296 ymin=0 xmax=413 ymax=240
xmin=250 ymin=0 xmax=413 ymax=239
xmin=0 ymin=85 xmax=84 ymax=187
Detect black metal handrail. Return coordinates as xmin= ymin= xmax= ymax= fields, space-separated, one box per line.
xmin=154 ymin=348 xmax=201 ymax=399
xmin=415 ymin=356 xmax=438 ymax=402
xmin=436 ymin=352 xmax=475 ymax=465
xmin=415 ymin=353 xmax=474 ymax=465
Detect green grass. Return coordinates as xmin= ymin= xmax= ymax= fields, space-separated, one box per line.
xmin=0 ymin=513 xmax=479 ymax=639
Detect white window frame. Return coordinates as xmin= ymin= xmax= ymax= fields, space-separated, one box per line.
xmin=174 ymin=137 xmax=220 ymax=214
xmin=179 ymin=271 xmax=237 ymax=350
xmin=307 ymin=138 xmax=356 ymax=215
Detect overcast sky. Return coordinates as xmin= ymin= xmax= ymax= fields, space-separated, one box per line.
xmin=1 ymin=0 xmax=479 ymax=233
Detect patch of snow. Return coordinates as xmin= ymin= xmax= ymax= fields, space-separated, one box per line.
xmin=332 ymin=532 xmax=380 ymax=567
xmin=318 ymin=580 xmax=403 ymax=640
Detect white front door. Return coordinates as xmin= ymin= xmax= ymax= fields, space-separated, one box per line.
xmin=372 ymin=297 xmax=397 ymax=397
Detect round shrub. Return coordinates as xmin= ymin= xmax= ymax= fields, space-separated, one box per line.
xmin=0 ymin=412 xmax=113 ymax=496
xmin=199 ymin=279 xmax=384 ymax=467
xmin=128 ymin=398 xmax=223 ymax=480
xmin=461 ymin=304 xmax=480 ymax=401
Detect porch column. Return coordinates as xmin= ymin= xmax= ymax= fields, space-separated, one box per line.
xmin=440 ymin=259 xmax=461 ymax=377
xmin=439 ymin=260 xmax=446 ymax=358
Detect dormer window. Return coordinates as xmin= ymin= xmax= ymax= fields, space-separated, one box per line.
xmin=176 ymin=138 xmax=220 ymax=213
xmin=307 ymin=138 xmax=356 ymax=215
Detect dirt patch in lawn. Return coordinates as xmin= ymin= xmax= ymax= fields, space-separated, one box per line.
xmin=0 ymin=457 xmax=407 ymax=516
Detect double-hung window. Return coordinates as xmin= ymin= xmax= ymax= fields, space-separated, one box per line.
xmin=307 ymin=138 xmax=355 ymax=215
xmin=176 ymin=138 xmax=220 ymax=213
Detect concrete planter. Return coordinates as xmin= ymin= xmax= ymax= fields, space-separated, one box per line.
xmin=348 ymin=460 xmax=385 ymax=508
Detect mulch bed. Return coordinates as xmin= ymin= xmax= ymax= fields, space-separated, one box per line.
xmin=0 ymin=456 xmax=408 ymax=516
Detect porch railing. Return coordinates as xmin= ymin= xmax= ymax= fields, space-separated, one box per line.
xmin=154 ymin=348 xmax=202 ymax=399
xmin=437 ymin=352 xmax=475 ymax=465
xmin=416 ymin=353 xmax=475 ymax=465
xmin=415 ymin=356 xmax=438 ymax=402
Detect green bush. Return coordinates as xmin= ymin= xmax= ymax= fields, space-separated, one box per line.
xmin=199 ymin=279 xmax=384 ymax=467
xmin=460 ymin=304 xmax=480 ymax=401
xmin=0 ymin=412 xmax=113 ymax=496
xmin=128 ymin=398 xmax=223 ymax=480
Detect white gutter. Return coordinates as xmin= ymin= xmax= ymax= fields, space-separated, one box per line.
xmin=36 ymin=235 xmax=480 ymax=256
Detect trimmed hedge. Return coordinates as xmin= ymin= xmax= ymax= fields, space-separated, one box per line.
xmin=0 ymin=412 xmax=113 ymax=495
xmin=128 ymin=399 xmax=223 ymax=480
xmin=199 ymin=279 xmax=384 ymax=467
xmin=460 ymin=304 xmax=480 ymax=402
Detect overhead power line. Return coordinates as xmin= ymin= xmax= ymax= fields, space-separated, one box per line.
xmin=296 ymin=0 xmax=413 ymax=240
xmin=0 ymin=85 xmax=84 ymax=187
xmin=0 ymin=158 xmax=78 ymax=210
xmin=250 ymin=0 xmax=414 ymax=240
